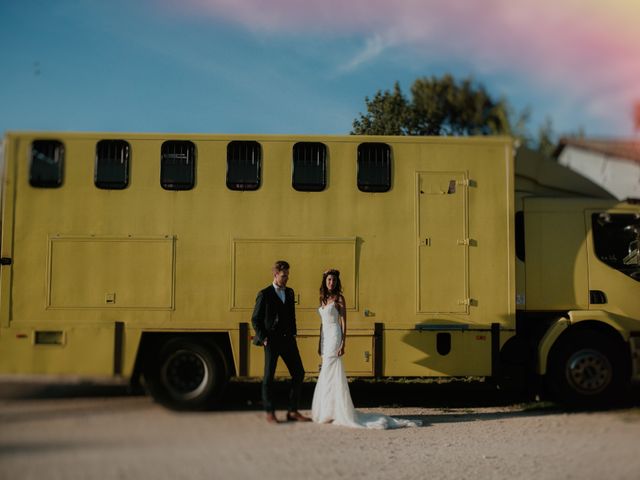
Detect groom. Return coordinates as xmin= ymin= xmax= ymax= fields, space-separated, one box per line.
xmin=251 ymin=260 xmax=311 ymax=423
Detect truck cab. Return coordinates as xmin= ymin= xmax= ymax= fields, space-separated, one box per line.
xmin=519 ymin=197 xmax=640 ymax=403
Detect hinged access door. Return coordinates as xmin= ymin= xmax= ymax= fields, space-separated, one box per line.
xmin=416 ymin=172 xmax=468 ymax=313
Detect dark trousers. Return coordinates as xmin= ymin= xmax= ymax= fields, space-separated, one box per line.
xmin=262 ymin=335 xmax=305 ymax=412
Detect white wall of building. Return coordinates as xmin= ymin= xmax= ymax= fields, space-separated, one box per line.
xmin=557 ymin=147 xmax=640 ymax=200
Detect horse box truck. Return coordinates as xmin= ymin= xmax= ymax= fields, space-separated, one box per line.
xmin=1 ymin=132 xmax=638 ymax=408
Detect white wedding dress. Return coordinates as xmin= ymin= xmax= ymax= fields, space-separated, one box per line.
xmin=311 ymin=302 xmax=421 ymax=429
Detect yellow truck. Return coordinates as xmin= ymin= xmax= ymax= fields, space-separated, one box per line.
xmin=1 ymin=132 xmax=638 ymax=408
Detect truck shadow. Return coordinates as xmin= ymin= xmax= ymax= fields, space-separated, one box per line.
xmin=0 ymin=377 xmax=132 ymax=400
xmin=227 ymin=379 xmax=640 ymax=414
xmin=2 ymin=377 xmax=639 ymax=416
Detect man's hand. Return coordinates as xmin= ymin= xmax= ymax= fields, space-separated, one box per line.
xmin=263 ymin=338 xmax=269 ymax=347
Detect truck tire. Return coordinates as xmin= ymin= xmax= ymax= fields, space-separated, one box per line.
xmin=547 ymin=330 xmax=626 ymax=405
xmin=146 ymin=337 xmax=228 ymax=410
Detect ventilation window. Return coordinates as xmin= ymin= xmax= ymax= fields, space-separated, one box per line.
xmin=34 ymin=331 xmax=64 ymax=345
xmin=161 ymin=141 xmax=196 ymax=190
xmin=95 ymin=140 xmax=130 ymax=189
xmin=292 ymin=142 xmax=327 ymax=192
xmin=357 ymin=142 xmax=391 ymax=192
xmin=29 ymin=140 xmax=64 ymax=188
xmin=227 ymin=141 xmax=261 ymax=191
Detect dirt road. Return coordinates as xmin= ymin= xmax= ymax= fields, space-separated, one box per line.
xmin=1 ymin=378 xmax=639 ymax=480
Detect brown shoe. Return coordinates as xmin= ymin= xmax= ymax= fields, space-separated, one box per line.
xmin=286 ymin=411 xmax=312 ymax=422
xmin=266 ymin=412 xmax=280 ymax=424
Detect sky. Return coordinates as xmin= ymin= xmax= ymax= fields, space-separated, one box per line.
xmin=1 ymin=0 xmax=639 ymax=139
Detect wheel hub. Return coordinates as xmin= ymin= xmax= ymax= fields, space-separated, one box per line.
xmin=161 ymin=349 xmax=210 ymax=400
xmin=565 ymin=348 xmax=612 ymax=395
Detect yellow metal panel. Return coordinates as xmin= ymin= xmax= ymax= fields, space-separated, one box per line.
xmin=247 ymin=344 xmax=263 ymax=378
xmin=0 ymin=324 xmax=114 ymax=375
xmin=122 ymin=328 xmax=142 ymax=376
xmin=277 ymin=335 xmax=322 ymax=375
xmin=247 ymin=338 xmax=320 ymax=378
xmin=231 ymin=237 xmax=357 ymax=311
xmin=416 ymin=172 xmax=468 ymax=313
xmin=536 ymin=317 xmax=570 ymax=375
xmin=339 ymin=335 xmax=374 ymax=375
xmin=0 ymin=134 xmax=17 ymax=328
xmin=385 ymin=329 xmax=492 ymax=376
xmin=47 ymin=236 xmax=175 ymax=309
xmin=246 ymin=333 xmax=374 ymax=377
xmin=524 ymin=208 xmax=589 ymax=309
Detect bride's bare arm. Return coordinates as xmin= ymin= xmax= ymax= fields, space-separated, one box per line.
xmin=337 ymin=295 xmax=347 ymax=356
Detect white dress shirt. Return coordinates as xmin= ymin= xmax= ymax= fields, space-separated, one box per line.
xmin=272 ymin=282 xmax=286 ymax=303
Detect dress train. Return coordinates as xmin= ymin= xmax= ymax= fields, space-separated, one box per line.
xmin=311 ymin=303 xmax=421 ymax=429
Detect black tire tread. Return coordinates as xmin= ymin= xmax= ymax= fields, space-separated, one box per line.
xmin=546 ymin=329 xmax=627 ymax=406
xmin=145 ymin=337 xmax=228 ymax=411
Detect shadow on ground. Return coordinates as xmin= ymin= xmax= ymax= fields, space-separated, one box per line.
xmin=2 ymin=376 xmax=639 ymax=414
xmin=228 ymin=379 xmax=640 ymax=413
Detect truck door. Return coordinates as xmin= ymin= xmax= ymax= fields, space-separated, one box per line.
xmin=416 ymin=172 xmax=468 ymax=313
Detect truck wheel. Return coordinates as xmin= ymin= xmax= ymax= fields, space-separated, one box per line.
xmin=547 ymin=330 xmax=626 ymax=405
xmin=146 ymin=338 xmax=228 ymax=410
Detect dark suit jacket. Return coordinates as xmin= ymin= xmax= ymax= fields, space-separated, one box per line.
xmin=251 ymin=285 xmax=297 ymax=345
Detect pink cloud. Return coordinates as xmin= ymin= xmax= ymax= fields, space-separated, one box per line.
xmin=170 ymin=0 xmax=640 ymax=132
xmin=174 ymin=1 xmax=638 ymax=80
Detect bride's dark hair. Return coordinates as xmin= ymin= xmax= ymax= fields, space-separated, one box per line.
xmin=319 ymin=269 xmax=343 ymax=305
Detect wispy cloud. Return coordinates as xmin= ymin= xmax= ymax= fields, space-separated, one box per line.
xmin=335 ymin=33 xmax=398 ymax=75
xmin=164 ymin=0 xmax=640 ymax=133
xmin=171 ymin=1 xmax=639 ymax=82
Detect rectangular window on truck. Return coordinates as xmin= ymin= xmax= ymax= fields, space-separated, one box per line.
xmin=29 ymin=140 xmax=64 ymax=188
xmin=592 ymin=212 xmax=640 ymax=281
xmin=161 ymin=141 xmax=196 ymax=190
xmin=95 ymin=140 xmax=130 ymax=189
xmin=292 ymin=142 xmax=327 ymax=191
xmin=227 ymin=141 xmax=261 ymax=191
xmin=357 ymin=143 xmax=391 ymax=192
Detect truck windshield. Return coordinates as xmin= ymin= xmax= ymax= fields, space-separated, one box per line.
xmin=592 ymin=212 xmax=640 ymax=281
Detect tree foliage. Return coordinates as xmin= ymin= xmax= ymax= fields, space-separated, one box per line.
xmin=352 ymin=74 xmax=554 ymax=154
xmin=351 ymin=82 xmax=411 ymax=136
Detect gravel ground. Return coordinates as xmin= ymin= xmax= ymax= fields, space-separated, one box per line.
xmin=1 ymin=377 xmax=640 ymax=480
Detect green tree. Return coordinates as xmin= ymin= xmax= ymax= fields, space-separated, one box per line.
xmin=409 ymin=75 xmax=513 ymax=135
xmin=351 ymin=82 xmax=411 ymax=135
xmin=351 ymin=74 xmax=554 ymax=155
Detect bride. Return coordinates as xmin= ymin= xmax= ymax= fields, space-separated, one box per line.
xmin=311 ymin=269 xmax=421 ymax=429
